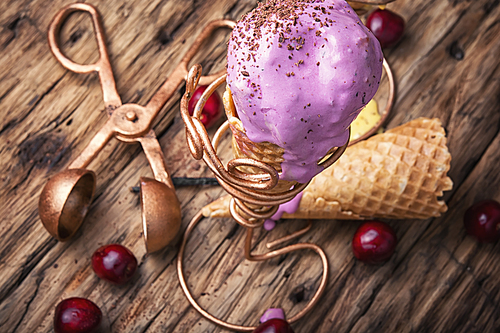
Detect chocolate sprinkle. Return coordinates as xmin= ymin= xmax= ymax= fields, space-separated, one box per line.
xmin=229 ymin=0 xmax=337 ymax=82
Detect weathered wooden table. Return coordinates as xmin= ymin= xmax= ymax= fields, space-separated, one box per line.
xmin=1 ymin=0 xmax=500 ymax=332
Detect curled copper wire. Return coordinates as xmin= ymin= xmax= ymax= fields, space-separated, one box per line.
xmin=177 ymin=64 xmax=349 ymax=331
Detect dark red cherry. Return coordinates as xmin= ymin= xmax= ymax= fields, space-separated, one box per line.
xmin=352 ymin=220 xmax=397 ymax=264
xmin=188 ymin=85 xmax=222 ymax=129
xmin=366 ymin=8 xmax=405 ymax=48
xmin=92 ymin=244 xmax=137 ymax=284
xmin=464 ymin=200 xmax=500 ymax=243
xmin=253 ymin=319 xmax=295 ymax=333
xmin=54 ymin=297 xmax=102 ymax=333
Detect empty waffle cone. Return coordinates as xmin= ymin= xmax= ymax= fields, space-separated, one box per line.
xmin=203 ymin=117 xmax=453 ymax=220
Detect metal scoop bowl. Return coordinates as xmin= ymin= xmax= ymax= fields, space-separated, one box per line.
xmin=39 ymin=169 xmax=96 ymax=241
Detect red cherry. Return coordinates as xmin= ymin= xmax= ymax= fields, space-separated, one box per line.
xmin=54 ymin=298 xmax=102 ymax=333
xmin=352 ymin=220 xmax=397 ymax=264
xmin=187 ymin=85 xmax=222 ymax=129
xmin=253 ymin=319 xmax=295 ymax=333
xmin=92 ymin=244 xmax=137 ymax=284
xmin=464 ymin=200 xmax=500 ymax=243
xmin=366 ymin=8 xmax=405 ymax=48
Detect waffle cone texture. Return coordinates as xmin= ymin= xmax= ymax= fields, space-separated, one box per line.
xmin=204 ymin=111 xmax=453 ymax=220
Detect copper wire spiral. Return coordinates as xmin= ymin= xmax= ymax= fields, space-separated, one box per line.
xmin=177 ymin=64 xmax=349 ymax=331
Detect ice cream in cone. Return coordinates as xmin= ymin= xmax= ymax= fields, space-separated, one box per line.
xmin=203 ymin=117 xmax=453 ymax=220
xmin=226 ymin=0 xmax=384 ymax=186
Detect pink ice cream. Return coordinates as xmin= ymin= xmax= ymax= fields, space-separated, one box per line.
xmin=227 ymin=0 xmax=383 ymax=183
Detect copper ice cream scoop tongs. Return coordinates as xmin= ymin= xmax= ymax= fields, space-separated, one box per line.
xmin=39 ymin=2 xmax=235 ymax=252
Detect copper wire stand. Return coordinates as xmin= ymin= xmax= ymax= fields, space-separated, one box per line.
xmin=177 ymin=65 xmax=349 ymax=331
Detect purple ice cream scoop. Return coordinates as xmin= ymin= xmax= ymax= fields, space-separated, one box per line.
xmin=227 ymin=0 xmax=383 ymax=183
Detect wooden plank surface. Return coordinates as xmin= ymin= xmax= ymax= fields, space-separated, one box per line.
xmin=1 ymin=0 xmax=499 ymax=332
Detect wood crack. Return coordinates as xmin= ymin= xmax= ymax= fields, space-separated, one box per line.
xmin=307 ymin=261 xmax=357 ymax=333
xmin=0 ymin=237 xmax=55 ymax=303
xmin=11 ymin=275 xmax=41 ymax=333
xmin=21 ymin=73 xmax=67 ymax=128
xmin=422 ymin=9 xmax=467 ymax=60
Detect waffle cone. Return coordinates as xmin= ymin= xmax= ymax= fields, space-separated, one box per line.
xmin=203 ymin=117 xmax=453 ymax=220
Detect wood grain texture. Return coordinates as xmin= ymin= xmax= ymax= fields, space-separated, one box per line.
xmin=1 ymin=0 xmax=499 ymax=332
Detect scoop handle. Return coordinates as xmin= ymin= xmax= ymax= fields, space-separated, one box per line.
xmin=68 ymin=121 xmax=115 ymax=169
xmin=138 ymin=130 xmax=174 ymax=190
xmin=48 ymin=3 xmax=121 ymax=110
